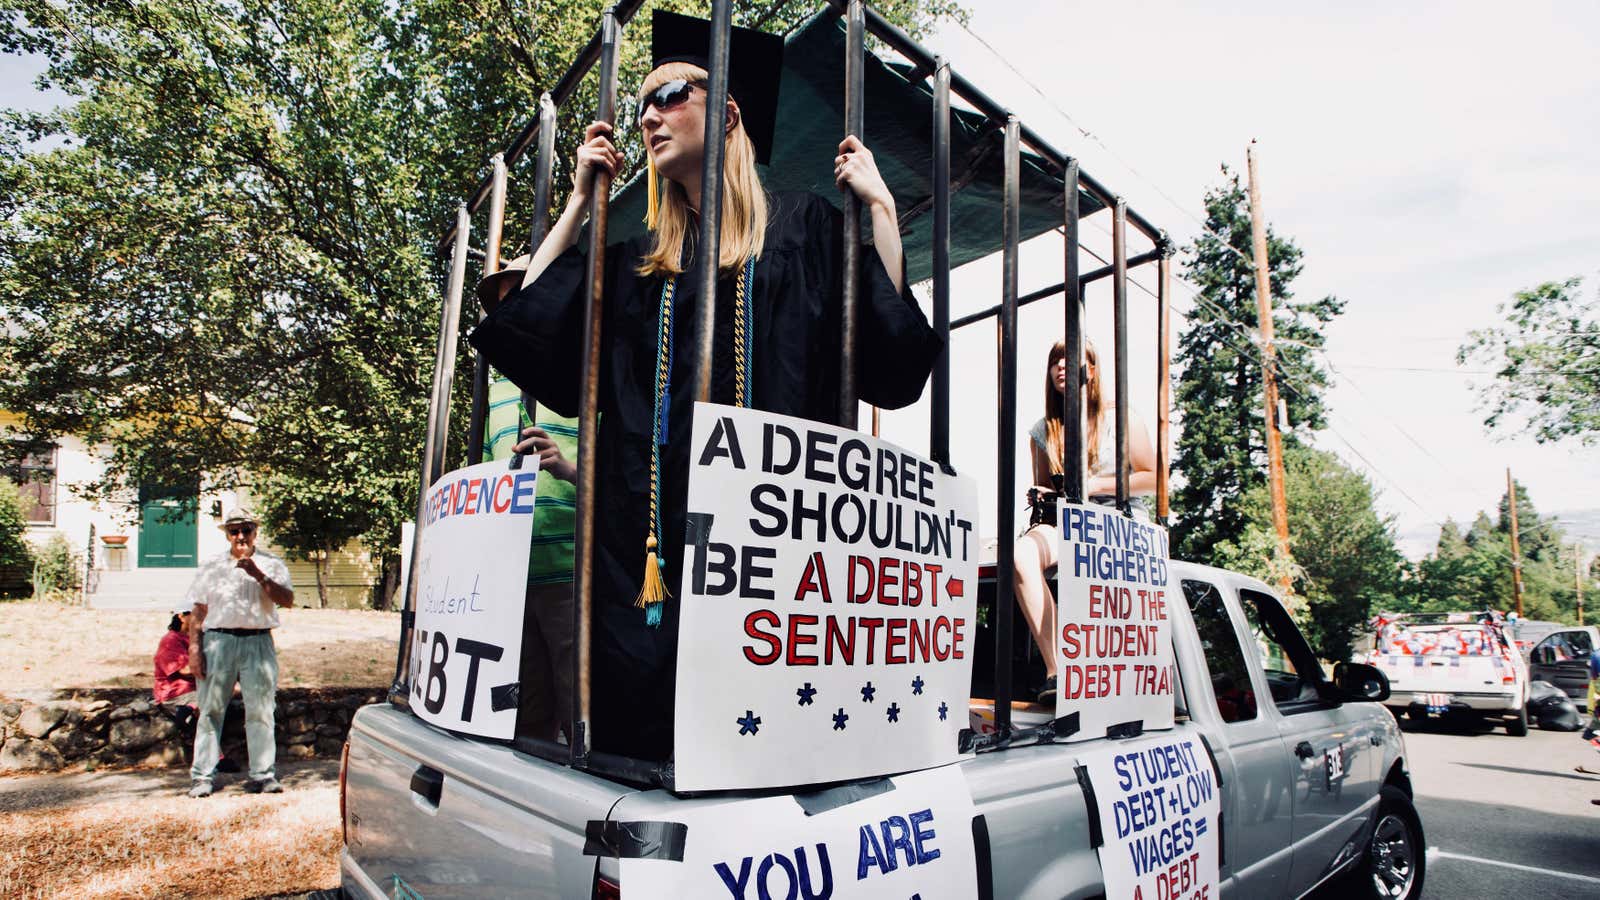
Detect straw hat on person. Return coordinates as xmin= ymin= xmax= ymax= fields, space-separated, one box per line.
xmin=218 ymin=507 xmax=259 ymax=531
xmin=476 ymin=255 xmax=532 ymax=314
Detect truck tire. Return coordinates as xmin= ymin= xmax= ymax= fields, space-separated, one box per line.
xmin=1506 ymin=703 xmax=1529 ymax=737
xmin=1342 ymin=785 xmax=1426 ymax=900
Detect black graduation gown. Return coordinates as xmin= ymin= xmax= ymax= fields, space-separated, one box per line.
xmin=469 ymin=190 xmax=942 ymax=760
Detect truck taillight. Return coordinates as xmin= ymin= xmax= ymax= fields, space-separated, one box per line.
xmin=339 ymin=740 xmax=350 ymax=846
xmin=594 ymin=875 xmax=621 ymax=900
xmin=1503 ymin=672 xmax=1516 ymax=684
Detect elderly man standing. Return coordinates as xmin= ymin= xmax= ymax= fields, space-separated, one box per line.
xmin=184 ymin=507 xmax=294 ymax=798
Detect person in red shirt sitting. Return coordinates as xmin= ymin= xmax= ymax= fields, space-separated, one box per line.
xmin=155 ymin=601 xmax=198 ymax=714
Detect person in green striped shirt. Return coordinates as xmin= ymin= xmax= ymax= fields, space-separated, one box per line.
xmin=485 ymin=372 xmax=578 ymax=742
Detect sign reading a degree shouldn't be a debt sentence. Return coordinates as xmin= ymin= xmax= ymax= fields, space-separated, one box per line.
xmin=1077 ymin=734 xmax=1221 ymax=900
xmin=674 ymin=404 xmax=981 ymax=791
xmin=1056 ymin=502 xmax=1174 ymax=738
xmin=409 ymin=458 xmax=538 ymax=739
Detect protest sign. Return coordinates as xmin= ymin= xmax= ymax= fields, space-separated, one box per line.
xmin=1055 ymin=502 xmax=1174 ymax=738
xmin=1076 ymin=733 xmax=1221 ymax=900
xmin=674 ymin=404 xmax=981 ymax=791
xmin=409 ymin=458 xmax=539 ymax=739
xmin=619 ymin=764 xmax=979 ymax=900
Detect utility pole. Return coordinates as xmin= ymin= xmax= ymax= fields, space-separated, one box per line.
xmin=1247 ymin=142 xmax=1292 ymax=595
xmin=1506 ymin=467 xmax=1524 ymax=617
xmin=1576 ymin=542 xmax=1585 ymax=627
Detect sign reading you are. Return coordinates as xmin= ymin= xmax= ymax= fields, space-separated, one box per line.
xmin=410 ymin=458 xmax=539 ymax=739
xmin=674 ymin=404 xmax=981 ymax=791
xmin=620 ymin=765 xmax=980 ymax=900
xmin=1055 ymin=502 xmax=1174 ymax=738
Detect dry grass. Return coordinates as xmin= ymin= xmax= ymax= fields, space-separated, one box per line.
xmin=0 ymin=781 xmax=340 ymax=899
xmin=0 ymin=601 xmax=399 ymax=694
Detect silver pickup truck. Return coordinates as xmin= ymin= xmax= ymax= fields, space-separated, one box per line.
xmin=338 ymin=561 xmax=1421 ymax=899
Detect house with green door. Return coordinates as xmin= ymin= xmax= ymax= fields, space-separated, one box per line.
xmin=3 ymin=412 xmax=380 ymax=608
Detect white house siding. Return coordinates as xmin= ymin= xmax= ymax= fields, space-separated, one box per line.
xmin=2 ymin=415 xmax=380 ymax=607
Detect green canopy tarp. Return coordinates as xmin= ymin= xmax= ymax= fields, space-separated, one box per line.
xmin=607 ymin=10 xmax=1100 ymax=284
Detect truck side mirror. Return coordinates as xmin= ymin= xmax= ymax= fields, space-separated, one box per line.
xmin=1332 ymin=662 xmax=1390 ymax=703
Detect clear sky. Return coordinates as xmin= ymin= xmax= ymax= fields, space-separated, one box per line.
xmin=4 ymin=2 xmax=1597 ymax=558
xmin=874 ymin=0 xmax=1600 ymax=557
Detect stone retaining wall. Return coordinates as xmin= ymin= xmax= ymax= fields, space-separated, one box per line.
xmin=0 ymin=687 xmax=385 ymax=774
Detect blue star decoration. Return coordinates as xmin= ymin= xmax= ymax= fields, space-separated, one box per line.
xmin=861 ymin=681 xmax=876 ymax=702
xmin=887 ymin=702 xmax=901 ymax=723
xmin=833 ymin=708 xmax=849 ymax=730
xmin=912 ymin=675 xmax=925 ymax=695
xmin=736 ymin=710 xmax=761 ymax=736
xmin=938 ymin=701 xmax=949 ymax=721
xmin=796 ymin=682 xmax=817 ymax=706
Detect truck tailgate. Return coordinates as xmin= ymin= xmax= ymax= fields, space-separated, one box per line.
xmin=342 ymin=703 xmax=636 ymax=899
xmin=1375 ymin=654 xmax=1506 ymax=694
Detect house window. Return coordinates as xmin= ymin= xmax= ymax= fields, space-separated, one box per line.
xmin=7 ymin=444 xmax=57 ymax=526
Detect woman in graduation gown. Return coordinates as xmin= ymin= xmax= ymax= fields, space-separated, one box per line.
xmin=471 ymin=10 xmax=940 ymax=761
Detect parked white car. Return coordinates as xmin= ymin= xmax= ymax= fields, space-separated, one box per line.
xmin=1368 ymin=612 xmax=1529 ymax=735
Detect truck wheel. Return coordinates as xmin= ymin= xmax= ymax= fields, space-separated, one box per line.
xmin=1344 ymin=785 xmax=1426 ymax=900
xmin=1506 ymin=704 xmax=1529 ymax=737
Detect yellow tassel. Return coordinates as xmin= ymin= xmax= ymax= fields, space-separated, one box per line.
xmin=645 ymin=157 xmax=660 ymax=229
xmin=635 ymin=535 xmax=670 ymax=626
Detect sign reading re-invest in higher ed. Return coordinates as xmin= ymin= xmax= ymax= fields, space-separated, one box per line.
xmin=1055 ymin=501 xmax=1175 ymax=739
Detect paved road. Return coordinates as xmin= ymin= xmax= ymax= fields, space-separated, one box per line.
xmin=1399 ymin=716 xmax=1600 ymax=898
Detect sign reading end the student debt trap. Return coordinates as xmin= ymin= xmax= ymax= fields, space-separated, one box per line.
xmin=1076 ymin=733 xmax=1221 ymax=900
xmin=674 ymin=404 xmax=981 ymax=791
xmin=1055 ymin=502 xmax=1174 ymax=738
xmin=409 ymin=458 xmax=539 ymax=739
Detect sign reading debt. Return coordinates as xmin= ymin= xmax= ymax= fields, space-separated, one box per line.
xmin=674 ymin=404 xmax=981 ymax=791
xmin=409 ymin=458 xmax=539 ymax=739
xmin=1055 ymin=502 xmax=1174 ymax=738
xmin=620 ymin=764 xmax=979 ymax=900
xmin=1076 ymin=734 xmax=1221 ymax=900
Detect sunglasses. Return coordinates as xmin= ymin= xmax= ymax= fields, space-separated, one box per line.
xmin=636 ymin=79 xmax=704 ymax=123
xmin=226 ymin=525 xmax=256 ymax=537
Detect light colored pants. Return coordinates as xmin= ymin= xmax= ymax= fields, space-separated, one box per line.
xmin=191 ymin=630 xmax=278 ymax=782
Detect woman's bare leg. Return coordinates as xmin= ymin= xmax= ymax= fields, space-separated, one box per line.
xmin=1013 ymin=525 xmax=1060 ymax=677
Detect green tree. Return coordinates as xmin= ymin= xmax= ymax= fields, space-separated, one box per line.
xmin=1212 ymin=446 xmax=1404 ymax=661
xmin=1170 ymin=168 xmax=1344 ymax=562
xmin=0 ymin=0 xmax=967 ymax=607
xmin=1460 ymin=277 xmax=1600 ymax=445
xmin=0 ymin=479 xmax=32 ymax=596
xmin=1400 ymin=481 xmax=1594 ymax=622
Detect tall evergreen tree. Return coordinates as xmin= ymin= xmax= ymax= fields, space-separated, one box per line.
xmin=1171 ymin=167 xmax=1343 ymax=561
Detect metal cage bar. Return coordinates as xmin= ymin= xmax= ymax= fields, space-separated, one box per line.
xmin=929 ymin=58 xmax=951 ymax=466
xmin=1111 ymin=199 xmax=1130 ymax=516
xmin=838 ymin=0 xmax=866 ymax=427
xmin=690 ymin=0 xmax=734 ymax=404
xmin=390 ymin=204 xmax=471 ymax=703
xmin=1156 ymin=250 xmax=1172 ymax=524
xmin=570 ymin=7 xmax=622 ymax=762
xmin=466 ymin=154 xmax=510 ymax=466
xmin=1061 ymin=159 xmax=1084 ymax=504
xmin=946 ymin=249 xmax=1163 ymax=332
xmin=992 ymin=115 xmax=1022 ymax=741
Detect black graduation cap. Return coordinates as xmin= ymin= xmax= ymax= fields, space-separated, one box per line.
xmin=650 ymin=9 xmax=784 ymax=165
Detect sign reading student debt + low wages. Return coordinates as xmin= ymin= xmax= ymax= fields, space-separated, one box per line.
xmin=1056 ymin=502 xmax=1174 ymax=738
xmin=409 ymin=459 xmax=538 ymax=739
xmin=1076 ymin=734 xmax=1221 ymax=900
xmin=619 ymin=764 xmax=980 ymax=900
xmin=674 ymin=404 xmax=981 ymax=791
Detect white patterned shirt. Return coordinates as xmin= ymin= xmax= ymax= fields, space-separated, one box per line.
xmin=184 ymin=549 xmax=293 ymax=630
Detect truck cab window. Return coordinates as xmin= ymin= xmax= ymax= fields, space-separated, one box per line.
xmin=1238 ymin=589 xmax=1321 ymax=708
xmin=1182 ymin=579 xmax=1257 ymax=723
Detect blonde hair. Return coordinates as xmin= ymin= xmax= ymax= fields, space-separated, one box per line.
xmin=636 ymin=62 xmax=768 ymax=277
xmin=1042 ymin=338 xmax=1105 ymax=476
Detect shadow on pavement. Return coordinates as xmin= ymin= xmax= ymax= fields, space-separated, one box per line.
xmin=0 ymin=758 xmax=339 ymax=814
